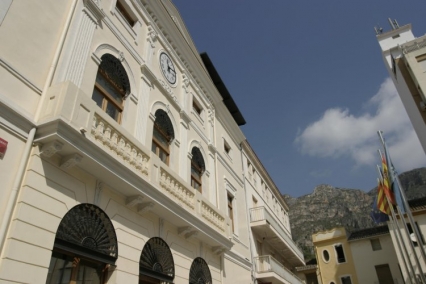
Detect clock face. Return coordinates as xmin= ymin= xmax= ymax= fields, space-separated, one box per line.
xmin=160 ymin=52 xmax=176 ymax=84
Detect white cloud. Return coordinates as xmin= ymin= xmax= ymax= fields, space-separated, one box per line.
xmin=294 ymin=78 xmax=426 ymax=172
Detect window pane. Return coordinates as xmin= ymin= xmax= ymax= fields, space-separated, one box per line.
xmin=92 ymin=88 xmax=104 ymax=108
xmin=76 ymin=262 xmax=102 ymax=284
xmin=159 ymin=149 xmax=168 ymax=163
xmin=191 ymin=166 xmax=201 ymax=179
xmin=96 ymin=73 xmax=123 ymax=104
xmin=46 ymin=256 xmax=73 ymax=284
xmin=105 ymin=101 xmax=120 ymax=121
xmin=153 ymin=127 xmax=169 ymax=148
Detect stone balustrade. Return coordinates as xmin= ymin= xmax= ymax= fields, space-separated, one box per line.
xmin=91 ymin=113 xmax=150 ymax=177
xmin=159 ymin=167 xmax=195 ymax=210
xmin=201 ymin=201 xmax=225 ymax=232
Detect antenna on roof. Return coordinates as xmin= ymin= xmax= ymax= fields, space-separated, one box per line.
xmin=374 ymin=25 xmax=383 ymax=35
xmin=388 ymin=18 xmax=400 ymax=30
xmin=393 ymin=19 xmax=400 ymax=29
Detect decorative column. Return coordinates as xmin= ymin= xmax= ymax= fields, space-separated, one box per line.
xmin=134 ymin=24 xmax=157 ymax=143
xmin=64 ymin=0 xmax=105 ymax=87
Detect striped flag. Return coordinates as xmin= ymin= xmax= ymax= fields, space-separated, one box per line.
xmin=383 ymin=140 xmax=406 ymax=214
xmin=377 ymin=178 xmax=391 ymax=215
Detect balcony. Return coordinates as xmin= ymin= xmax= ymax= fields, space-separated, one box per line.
xmin=34 ymin=81 xmax=232 ymax=250
xmin=250 ymin=207 xmax=304 ymax=266
xmin=253 ymin=255 xmax=304 ymax=284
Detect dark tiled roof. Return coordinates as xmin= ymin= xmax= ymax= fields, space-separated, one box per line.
xmin=409 ymin=196 xmax=426 ymax=211
xmin=200 ymin=53 xmax=246 ymax=126
xmin=347 ymin=225 xmax=389 ymax=241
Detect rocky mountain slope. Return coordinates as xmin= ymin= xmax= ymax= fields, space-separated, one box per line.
xmin=283 ymin=167 xmax=426 ymax=260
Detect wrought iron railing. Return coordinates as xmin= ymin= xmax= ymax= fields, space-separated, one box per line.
xmin=253 ymin=255 xmax=303 ymax=284
xmin=250 ymin=207 xmax=304 ymax=261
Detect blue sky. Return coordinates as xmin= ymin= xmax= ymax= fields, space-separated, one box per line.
xmin=172 ymin=0 xmax=426 ymax=197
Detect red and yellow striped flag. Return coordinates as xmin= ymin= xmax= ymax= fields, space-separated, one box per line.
xmin=381 ymin=154 xmax=396 ymax=205
xmin=377 ymin=178 xmax=391 ymax=215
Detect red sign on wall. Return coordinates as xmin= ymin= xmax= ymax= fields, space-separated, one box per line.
xmin=0 ymin=138 xmax=8 ymax=158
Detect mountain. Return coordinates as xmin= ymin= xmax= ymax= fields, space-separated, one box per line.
xmin=283 ymin=167 xmax=426 ymax=261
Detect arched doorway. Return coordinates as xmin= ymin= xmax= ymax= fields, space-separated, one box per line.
xmin=139 ymin=237 xmax=175 ymax=283
xmin=189 ymin=257 xmax=212 ymax=284
xmin=45 ymin=203 xmax=118 ymax=284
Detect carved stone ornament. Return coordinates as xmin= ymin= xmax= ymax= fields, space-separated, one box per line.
xmin=137 ymin=202 xmax=154 ymax=213
xmin=41 ymin=140 xmax=63 ymax=157
xmin=126 ymin=195 xmax=144 ymax=207
xmin=60 ymin=153 xmax=83 ymax=169
xmin=147 ymin=25 xmax=158 ymax=48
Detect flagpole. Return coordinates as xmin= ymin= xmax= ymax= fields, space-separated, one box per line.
xmin=395 ymin=205 xmax=421 ymax=284
xmin=395 ymin=171 xmax=426 ymax=266
xmin=378 ymin=131 xmax=426 ymax=280
xmin=390 ymin=219 xmax=414 ymax=284
xmin=377 ymin=165 xmax=416 ymax=284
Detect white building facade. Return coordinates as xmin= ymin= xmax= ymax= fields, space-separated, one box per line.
xmin=377 ymin=21 xmax=426 ymax=154
xmin=242 ymin=141 xmax=305 ymax=284
xmin=0 ymin=0 xmax=302 ymax=283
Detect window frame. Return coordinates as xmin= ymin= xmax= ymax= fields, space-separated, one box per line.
xmin=334 ymin=244 xmax=346 ymax=264
xmin=191 ymin=160 xmax=203 ymax=192
xmin=227 ymin=193 xmax=234 ymax=232
xmin=340 ymin=275 xmax=352 ymax=284
xmin=152 ymin=125 xmax=170 ymax=165
xmin=322 ymin=249 xmax=330 ymax=263
xmin=93 ymin=73 xmax=125 ymax=123
xmin=92 ymin=54 xmax=130 ymax=123
xmin=116 ymin=0 xmax=136 ymax=27
xmin=370 ymin=238 xmax=382 ymax=251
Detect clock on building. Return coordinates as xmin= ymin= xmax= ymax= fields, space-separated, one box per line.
xmin=160 ymin=52 xmax=176 ymax=84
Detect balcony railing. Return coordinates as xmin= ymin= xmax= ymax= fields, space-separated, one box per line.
xmin=402 ymin=36 xmax=426 ymax=54
xmin=92 ymin=114 xmax=150 ymax=177
xmin=254 ymin=255 xmax=303 ymax=284
xmin=250 ymin=207 xmax=303 ymax=261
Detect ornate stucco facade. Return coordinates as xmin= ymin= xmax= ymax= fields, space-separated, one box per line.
xmin=0 ymin=1 xmax=303 ymax=283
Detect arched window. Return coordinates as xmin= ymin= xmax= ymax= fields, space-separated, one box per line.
xmin=92 ymin=53 xmax=130 ymax=122
xmin=152 ymin=109 xmax=174 ymax=165
xmin=139 ymin=237 xmax=174 ymax=284
xmin=45 ymin=204 xmax=118 ymax=284
xmin=189 ymin=257 xmax=212 ymax=284
xmin=191 ymin=147 xmax=205 ymax=192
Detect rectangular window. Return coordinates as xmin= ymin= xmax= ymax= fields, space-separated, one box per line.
xmin=335 ymin=244 xmax=346 ymax=263
xmin=224 ymin=140 xmax=231 ymax=155
xmin=116 ymin=0 xmax=136 ymax=27
xmin=341 ymin=276 xmax=352 ymax=284
xmin=193 ymin=99 xmax=202 ymax=116
xmin=228 ymin=194 xmax=234 ymax=232
xmin=371 ymin=238 xmax=382 ymax=251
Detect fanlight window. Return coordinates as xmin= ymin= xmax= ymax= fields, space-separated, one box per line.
xmin=139 ymin=237 xmax=175 ymax=284
xmin=152 ymin=109 xmax=174 ymax=165
xmin=92 ymin=53 xmax=130 ymax=122
xmin=45 ymin=204 xmax=118 ymax=284
xmin=189 ymin=257 xmax=212 ymax=284
xmin=191 ymin=147 xmax=205 ymax=192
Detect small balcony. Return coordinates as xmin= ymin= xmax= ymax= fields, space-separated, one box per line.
xmin=253 ymin=255 xmax=304 ymax=284
xmin=34 ymin=81 xmax=232 ymax=251
xmin=250 ymin=207 xmax=304 ymax=266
